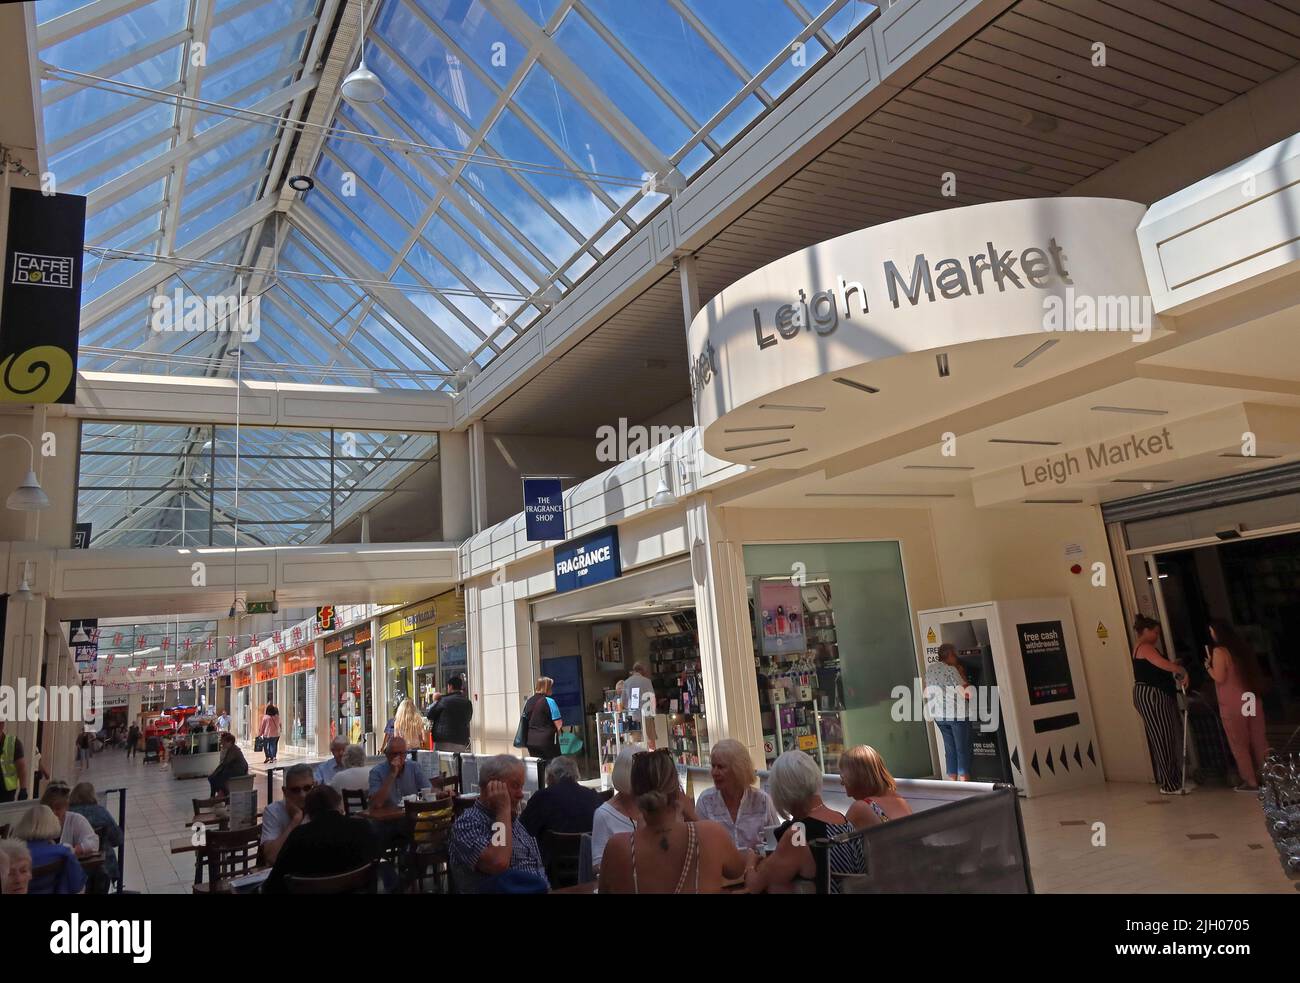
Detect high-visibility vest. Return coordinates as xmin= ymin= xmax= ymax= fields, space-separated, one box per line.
xmin=1 ymin=733 xmax=17 ymax=792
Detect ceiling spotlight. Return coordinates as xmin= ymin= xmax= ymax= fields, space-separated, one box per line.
xmin=287 ymin=175 xmax=315 ymax=192
xmin=340 ymin=1 xmax=386 ymax=105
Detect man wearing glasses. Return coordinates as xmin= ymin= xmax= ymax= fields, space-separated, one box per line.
xmin=261 ymin=763 xmax=316 ymax=865
xmin=367 ymin=736 xmax=433 ymax=809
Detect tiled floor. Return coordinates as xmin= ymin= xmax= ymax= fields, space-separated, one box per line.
xmin=1019 ymin=781 xmax=1295 ymax=893
xmin=78 ymin=742 xmax=314 ymax=894
xmin=74 ymin=749 xmax=1295 ymax=893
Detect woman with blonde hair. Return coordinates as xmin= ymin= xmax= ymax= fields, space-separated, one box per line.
xmin=393 ymin=698 xmax=428 ymax=751
xmin=840 ymin=745 xmax=912 ymax=827
xmin=591 ymin=743 xmax=641 ymax=871
xmin=521 ymin=676 xmax=562 ymax=763
xmin=598 ymin=749 xmax=751 ymax=894
xmin=695 ymin=738 xmax=780 ymax=850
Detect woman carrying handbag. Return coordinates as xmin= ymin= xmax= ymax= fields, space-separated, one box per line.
xmin=258 ymin=704 xmax=282 ymax=764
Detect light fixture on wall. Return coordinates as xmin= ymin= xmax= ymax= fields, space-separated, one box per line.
xmin=651 ymin=460 xmax=676 ymax=508
xmin=1 ymin=434 xmax=50 ymax=510
xmin=13 ymin=560 xmax=34 ymax=603
xmin=341 ymin=0 xmax=386 ymax=105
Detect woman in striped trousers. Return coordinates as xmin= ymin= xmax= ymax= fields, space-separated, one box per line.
xmin=1131 ymin=614 xmax=1192 ymax=795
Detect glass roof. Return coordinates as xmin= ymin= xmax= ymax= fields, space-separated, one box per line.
xmin=39 ymin=0 xmax=876 ymax=385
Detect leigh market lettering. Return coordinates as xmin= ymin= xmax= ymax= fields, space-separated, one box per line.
xmin=1021 ymin=428 xmax=1174 ymax=488
xmin=750 ymin=238 xmax=1072 ymax=352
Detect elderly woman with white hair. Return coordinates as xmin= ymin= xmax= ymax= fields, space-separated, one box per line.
xmin=591 ymin=744 xmax=641 ymax=871
xmin=744 ymin=750 xmax=862 ymax=894
xmin=0 ymin=838 xmax=33 ymax=895
xmin=695 ymin=739 xmax=781 ymax=851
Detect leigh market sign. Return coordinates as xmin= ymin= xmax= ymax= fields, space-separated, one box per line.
xmin=554 ymin=527 xmax=621 ymax=594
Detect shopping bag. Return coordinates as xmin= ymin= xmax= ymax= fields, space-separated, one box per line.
xmin=253 ymin=736 xmax=265 ymax=753
xmin=512 ymin=714 xmax=528 ymax=749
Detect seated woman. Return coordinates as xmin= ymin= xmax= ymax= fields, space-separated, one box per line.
xmin=598 ymin=749 xmax=751 ymax=894
xmin=40 ymin=784 xmax=99 ymax=858
xmin=207 ymin=732 xmax=249 ymax=798
xmin=694 ymin=738 xmax=781 ymax=851
xmin=0 ymin=838 xmax=33 ymax=894
xmin=69 ymin=782 xmax=123 ymax=894
xmin=839 ymin=745 xmax=913 ymax=828
xmin=591 ymin=744 xmax=641 ymax=873
xmin=12 ymin=805 xmax=85 ymax=894
xmin=744 ymin=750 xmax=863 ymax=895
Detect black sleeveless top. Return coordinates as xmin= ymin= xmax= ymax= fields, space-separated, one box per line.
xmin=1133 ymin=646 xmax=1175 ymax=693
xmin=775 ymin=815 xmax=863 ymax=894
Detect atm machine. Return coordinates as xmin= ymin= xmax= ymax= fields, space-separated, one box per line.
xmin=916 ymin=598 xmax=1104 ymax=797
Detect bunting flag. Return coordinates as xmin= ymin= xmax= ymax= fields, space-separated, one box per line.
xmin=228 ymin=636 xmax=237 ymax=650
xmin=273 ymin=630 xmax=281 ymax=645
xmin=205 ymin=638 xmax=214 ymax=651
xmin=182 ymin=638 xmax=192 ymax=651
xmin=136 ymin=635 xmax=146 ymax=648
xmin=113 ymin=632 xmax=123 ymax=645
xmin=291 ymin=626 xmax=302 ymax=644
xmin=160 ymin=637 xmax=170 ymax=651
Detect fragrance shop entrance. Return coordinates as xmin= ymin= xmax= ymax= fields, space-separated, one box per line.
xmin=531 ymin=559 xmax=709 ymax=787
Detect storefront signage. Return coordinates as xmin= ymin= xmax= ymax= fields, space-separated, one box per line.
xmin=0 ymin=188 xmax=86 ymax=404
xmin=1020 ymin=428 xmax=1173 ymax=490
xmin=232 ymin=669 xmax=252 ymax=688
xmin=554 ymin=526 xmax=621 ymax=593
xmin=523 ymin=477 xmax=566 ymax=541
xmin=1015 ymin=620 xmax=1075 ymax=705
xmin=254 ymin=661 xmax=279 ymax=684
xmin=246 ymin=601 xmax=274 ymax=615
xmin=325 ymin=625 xmax=372 ymax=656
xmin=316 ymin=606 xmax=336 ymax=632
xmin=686 ymin=198 xmax=1154 ymax=464
xmin=283 ymin=651 xmax=315 ymax=675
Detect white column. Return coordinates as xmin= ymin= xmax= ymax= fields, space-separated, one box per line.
xmin=686 ymin=494 xmax=763 ymax=768
xmin=3 ymin=593 xmax=46 ymax=797
xmin=468 ymin=421 xmax=488 ymax=534
xmin=439 ymin=429 xmax=473 ymax=542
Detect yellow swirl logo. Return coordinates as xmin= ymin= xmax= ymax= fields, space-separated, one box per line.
xmin=0 ymin=345 xmax=75 ymax=403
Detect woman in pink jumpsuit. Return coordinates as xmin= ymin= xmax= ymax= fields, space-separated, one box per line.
xmin=1205 ymin=620 xmax=1269 ymax=791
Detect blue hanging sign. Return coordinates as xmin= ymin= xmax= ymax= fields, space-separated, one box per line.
xmin=523 ymin=477 xmax=566 ymax=541
xmin=554 ymin=526 xmax=621 ymax=593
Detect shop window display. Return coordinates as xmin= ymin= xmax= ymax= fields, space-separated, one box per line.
xmin=744 ymin=542 xmax=929 ymax=777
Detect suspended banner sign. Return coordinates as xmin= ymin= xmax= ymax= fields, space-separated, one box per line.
xmin=523 ymin=477 xmax=566 ymax=541
xmin=73 ymin=523 xmax=92 ymax=549
xmin=0 ymin=188 xmax=86 ymax=404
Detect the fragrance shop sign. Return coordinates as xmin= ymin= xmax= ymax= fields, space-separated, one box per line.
xmin=554 ymin=527 xmax=621 ymax=593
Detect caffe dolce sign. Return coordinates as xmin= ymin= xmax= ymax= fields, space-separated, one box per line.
xmin=686 ymin=198 xmax=1155 ymax=465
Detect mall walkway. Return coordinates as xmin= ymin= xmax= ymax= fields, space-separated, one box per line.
xmin=73 ymin=741 xmax=315 ymax=893
xmin=63 ymin=747 xmax=1290 ymax=894
xmin=1019 ymin=782 xmax=1291 ymax=893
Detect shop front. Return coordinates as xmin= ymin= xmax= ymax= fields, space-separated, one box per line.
xmin=530 ymin=531 xmax=708 ymax=782
xmin=325 ymin=625 xmax=374 ymax=750
xmin=379 ymin=589 xmax=466 ymax=720
xmin=231 ymin=668 xmax=252 ymax=741
xmin=279 ymin=648 xmax=317 ymax=753
xmin=464 ymin=142 xmax=1300 ymax=794
xmin=251 ymin=658 xmax=280 ymax=735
